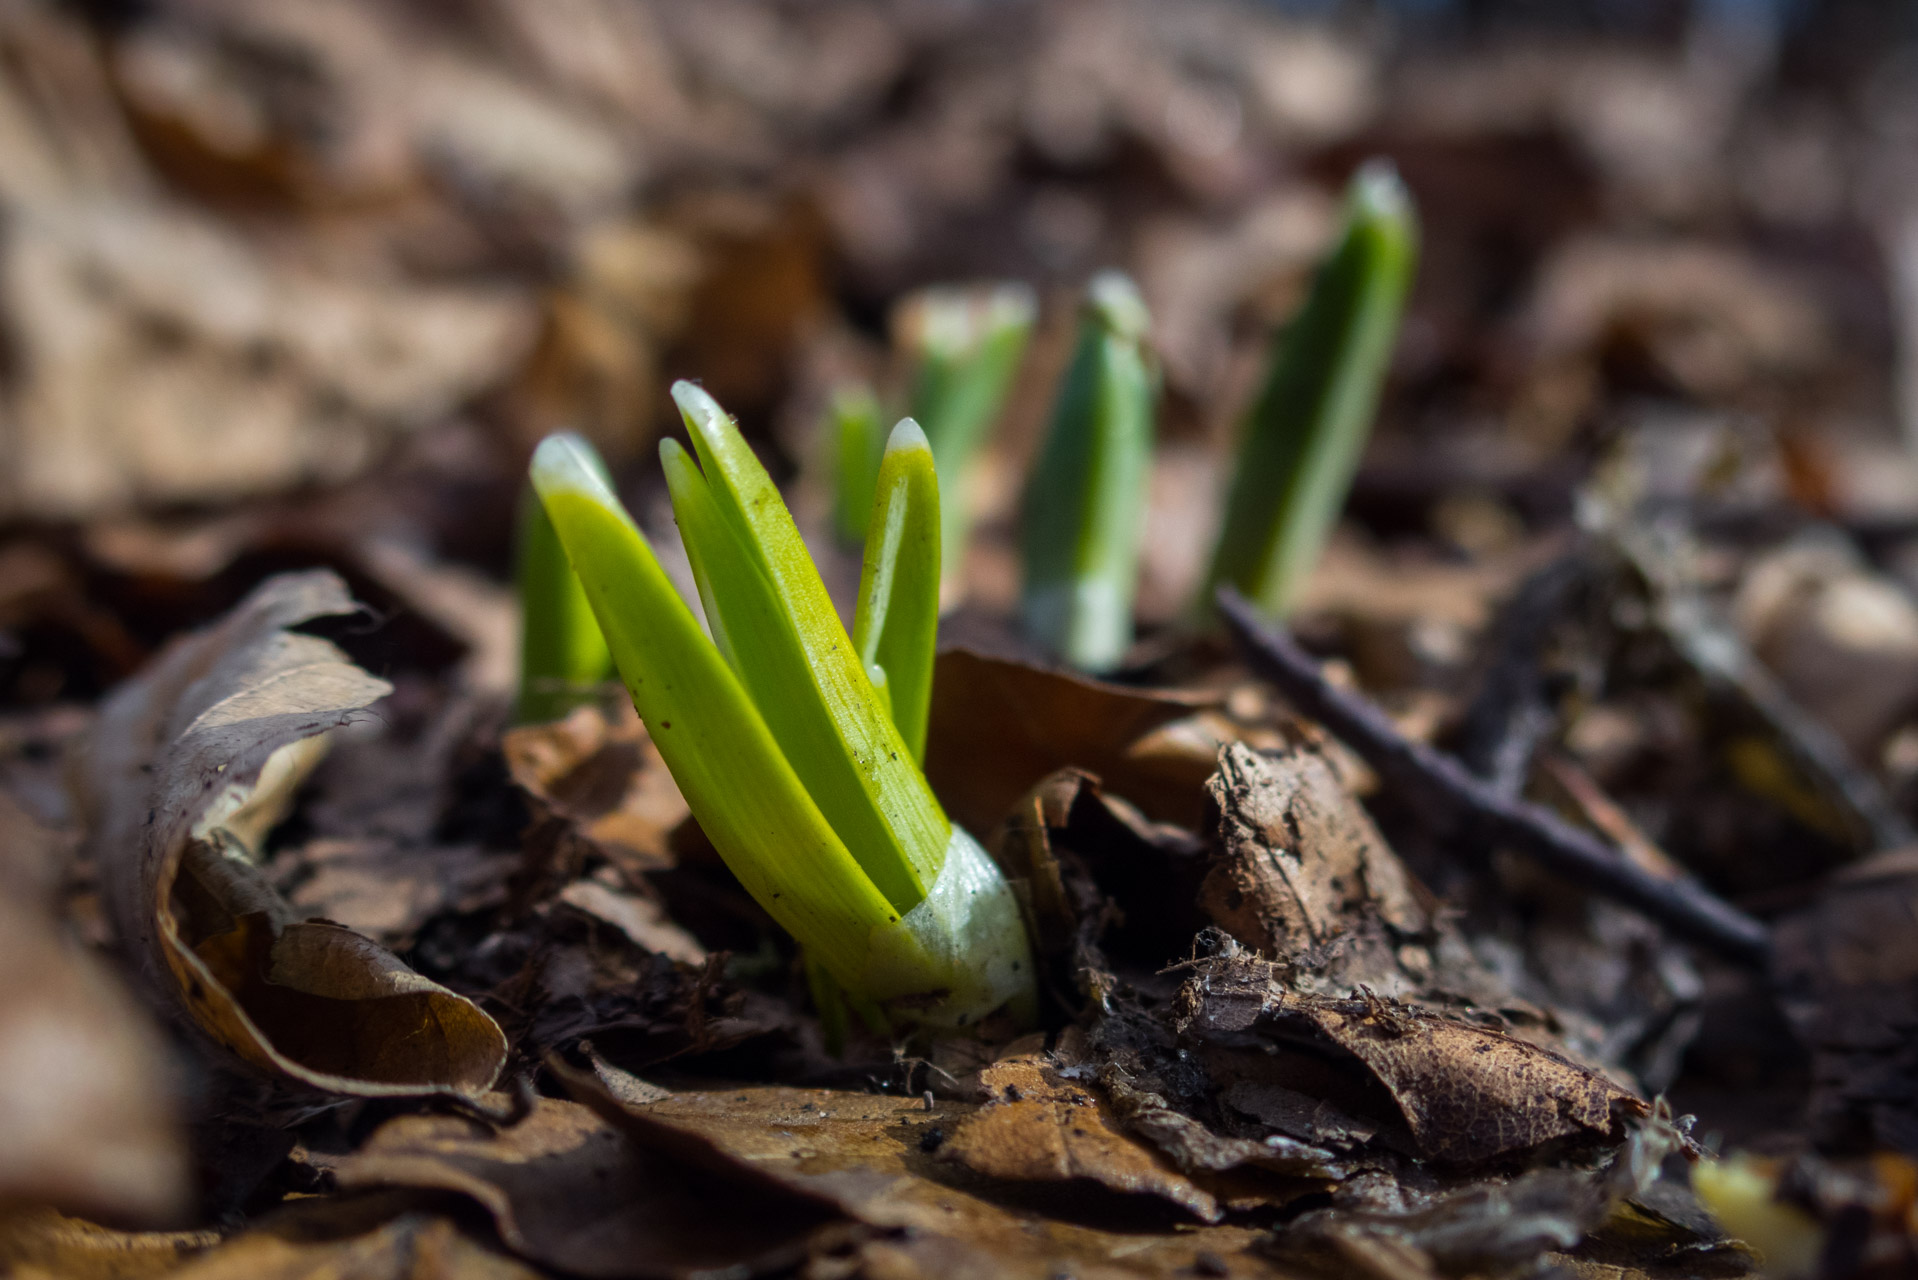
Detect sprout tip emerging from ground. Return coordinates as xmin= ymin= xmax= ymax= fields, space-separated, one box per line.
xmin=1021 ymin=270 xmax=1157 ymax=673
xmin=1205 ymin=159 xmax=1418 ymax=619
xmin=529 ymin=384 xmax=1036 ymax=1035
xmin=897 ymin=282 xmax=1036 ymax=579
xmin=514 ymin=477 xmax=613 ymax=724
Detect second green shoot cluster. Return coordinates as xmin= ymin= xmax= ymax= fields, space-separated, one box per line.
xmin=828 ymin=159 xmax=1417 ymax=673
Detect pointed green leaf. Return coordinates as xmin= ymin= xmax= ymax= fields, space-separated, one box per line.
xmin=1206 ymin=160 xmax=1418 ymax=617
xmin=1021 ymin=271 xmax=1156 ymax=673
xmin=670 ymin=382 xmax=950 ymax=905
xmin=829 ymin=383 xmax=885 ymax=544
xmin=853 ymin=419 xmax=941 ymax=765
xmin=515 ymin=480 xmax=613 ymax=723
xmin=529 ymin=433 xmax=895 ymax=982
xmin=902 ymin=283 xmax=1035 ymax=575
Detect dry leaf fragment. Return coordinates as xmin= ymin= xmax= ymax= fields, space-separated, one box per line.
xmin=334 ymin=1098 xmax=834 ymax=1279
xmin=503 ymin=702 xmax=690 ymax=875
xmin=0 ymin=1207 xmax=218 ymax=1278
xmin=553 ymin=1063 xmax=1291 ymax=1277
xmin=168 ymin=1210 xmax=543 ymax=1280
xmin=925 ymin=648 xmax=1222 ymax=834
xmin=1201 ymin=742 xmax=1427 ymax=990
xmin=1175 ymin=957 xmax=1644 ymax=1165
xmin=1295 ymin=998 xmax=1642 ymax=1165
xmin=81 ymin=570 xmax=505 ymax=1106
xmin=942 ymin=1053 xmax=1225 ymax=1222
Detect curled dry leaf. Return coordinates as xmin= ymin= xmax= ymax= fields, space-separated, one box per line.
xmin=925 ymin=648 xmax=1223 ymax=834
xmin=0 ymin=795 xmax=189 ymax=1225
xmin=552 ymin=1060 xmax=1287 ymax=1277
xmin=333 ymin=1098 xmax=836 ymax=1279
xmin=1269 ymin=1105 xmax=1699 ymax=1280
xmin=1176 ymin=955 xmax=1646 ymax=1165
xmin=80 ymin=570 xmax=505 ymax=1106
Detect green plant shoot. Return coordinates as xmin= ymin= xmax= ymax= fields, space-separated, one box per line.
xmin=1020 ymin=271 xmax=1157 ymax=673
xmin=854 ymin=419 xmax=940 ymax=765
xmin=530 ymin=385 xmax=1033 ymax=1031
xmin=829 ymin=383 xmax=885 ymax=545
xmin=515 ymin=479 xmax=613 ymax=723
xmin=899 ymin=283 xmax=1036 ymax=576
xmin=1205 ymin=160 xmax=1418 ymax=617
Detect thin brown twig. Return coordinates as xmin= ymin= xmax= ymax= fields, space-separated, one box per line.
xmin=1216 ymin=586 xmax=1772 ymax=968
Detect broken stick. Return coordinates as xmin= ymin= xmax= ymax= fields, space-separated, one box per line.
xmin=1216 ymin=586 xmax=1772 ymax=967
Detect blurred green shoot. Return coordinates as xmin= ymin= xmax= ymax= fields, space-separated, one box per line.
xmin=515 ymin=479 xmax=613 ymax=723
xmin=529 ymin=385 xmax=1033 ymax=1032
xmin=854 ymin=419 xmax=941 ymax=764
xmin=898 ymin=283 xmax=1036 ymax=576
xmin=1020 ymin=272 xmax=1157 ymax=673
xmin=1205 ymin=160 xmax=1418 ymax=617
xmin=829 ymin=383 xmax=885 ymax=545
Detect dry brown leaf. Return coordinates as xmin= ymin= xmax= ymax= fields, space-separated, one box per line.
xmin=1176 ymin=958 xmax=1645 ymax=1165
xmin=1201 ymin=742 xmax=1428 ymax=990
xmin=942 ymin=1053 xmax=1225 ymax=1222
xmin=167 ymin=1210 xmax=542 ymax=1280
xmin=0 ymin=1207 xmax=219 ymax=1279
xmin=275 ymin=838 xmax=516 ymax=951
xmin=502 ymin=701 xmax=690 ymax=875
xmin=554 ymin=1063 xmax=1296 ymax=1277
xmin=1295 ymin=998 xmax=1642 ymax=1165
xmin=333 ymin=1098 xmax=836 ymax=1279
xmin=925 ymin=648 xmax=1222 ymax=834
xmin=80 ymin=570 xmax=505 ymax=1107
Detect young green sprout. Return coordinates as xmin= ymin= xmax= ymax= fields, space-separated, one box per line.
xmin=855 ymin=419 xmax=941 ymax=765
xmin=1205 ymin=160 xmax=1418 ymax=617
xmin=529 ymin=383 xmax=1034 ymax=1033
xmin=515 ymin=480 xmax=613 ymax=723
xmin=829 ymin=382 xmax=885 ymax=545
xmin=1020 ymin=272 xmax=1157 ymax=673
xmin=897 ymin=283 xmax=1036 ymax=578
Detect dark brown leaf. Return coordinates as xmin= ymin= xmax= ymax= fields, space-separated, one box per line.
xmin=333 ymin=1098 xmax=837 ymax=1279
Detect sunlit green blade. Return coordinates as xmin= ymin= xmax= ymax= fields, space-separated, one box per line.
xmin=830 ymin=383 xmax=885 ymax=544
xmin=901 ymin=283 xmax=1035 ymax=575
xmin=660 ymin=439 xmax=744 ymax=672
xmin=1020 ymin=272 xmax=1156 ymax=673
xmin=663 ymin=430 xmax=931 ymax=914
xmin=529 ymin=433 xmax=894 ymax=982
xmin=515 ymin=480 xmax=613 ymax=723
xmin=1206 ymin=160 xmax=1418 ymax=617
xmin=670 ymin=382 xmax=950 ymax=906
xmin=853 ymin=419 xmax=941 ymax=765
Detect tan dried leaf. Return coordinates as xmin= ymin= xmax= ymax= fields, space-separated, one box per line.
xmin=942 ymin=1054 xmax=1225 ymax=1222
xmin=80 ymin=570 xmax=505 ymax=1105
